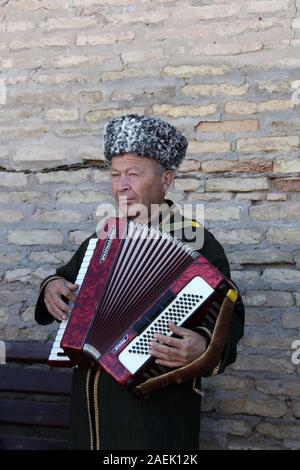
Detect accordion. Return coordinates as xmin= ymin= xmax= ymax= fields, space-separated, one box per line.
xmin=49 ymin=218 xmax=238 ymax=396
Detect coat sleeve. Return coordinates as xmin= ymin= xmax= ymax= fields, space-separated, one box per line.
xmin=35 ymin=236 xmax=94 ymax=326
xmin=198 ymin=228 xmax=245 ymax=375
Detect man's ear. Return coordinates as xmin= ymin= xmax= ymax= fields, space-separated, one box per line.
xmin=162 ymin=170 xmax=175 ymax=192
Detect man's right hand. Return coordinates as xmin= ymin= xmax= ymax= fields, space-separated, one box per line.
xmin=44 ymin=278 xmax=78 ymax=321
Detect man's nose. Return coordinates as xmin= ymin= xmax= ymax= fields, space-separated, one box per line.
xmin=116 ymin=175 xmax=131 ymax=191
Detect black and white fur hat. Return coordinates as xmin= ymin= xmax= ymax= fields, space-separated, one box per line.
xmin=104 ymin=114 xmax=188 ymax=170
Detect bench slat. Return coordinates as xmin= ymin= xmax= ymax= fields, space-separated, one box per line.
xmin=0 ymin=399 xmax=70 ymax=428
xmin=0 ymin=366 xmax=72 ymax=395
xmin=6 ymin=341 xmax=52 ymax=364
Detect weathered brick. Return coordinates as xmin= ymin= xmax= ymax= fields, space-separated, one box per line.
xmin=237 ymin=136 xmax=299 ymax=153
xmin=13 ymin=146 xmax=67 ymax=163
xmin=250 ymin=203 xmax=300 ymax=220
xmin=6 ymin=0 xmax=68 ymax=11
xmin=46 ymin=108 xmax=79 ymax=122
xmin=177 ymin=160 xmax=201 ymax=173
xmin=267 ymin=193 xmax=288 ymax=201
xmin=274 ymin=178 xmax=300 ymax=192
xmin=74 ymin=0 xmax=132 ymax=5
xmin=29 ymin=251 xmax=73 ymax=265
xmin=92 ymin=170 xmax=111 ymax=183
xmin=0 ymin=308 xmax=9 ymax=326
xmin=256 ymin=80 xmax=292 ymax=93
xmin=273 ymin=158 xmax=300 ymax=173
xmin=0 ymin=209 xmax=23 ymax=223
xmin=201 ymin=418 xmax=252 ymax=437
xmin=57 ymin=190 xmax=107 ymax=204
xmin=37 ymin=169 xmax=90 ymax=184
xmin=267 ymin=228 xmax=300 ymax=244
xmin=201 ymin=159 xmax=272 ymax=173
xmin=36 ymin=73 xmax=86 ymax=85
xmin=182 ymin=83 xmax=249 ymax=97
xmin=121 ymin=48 xmax=165 ymax=64
xmin=85 ymin=107 xmax=145 ymax=123
xmin=0 ymin=21 xmax=34 ymax=32
xmin=10 ymin=36 xmax=70 ymax=51
xmin=77 ymin=31 xmax=134 ymax=46
xmin=111 ymin=86 xmax=176 ymax=102
xmin=0 ymin=172 xmax=27 ymax=187
xmin=243 ymin=290 xmax=294 ymax=307
xmin=0 ymin=127 xmax=47 ymax=141
xmin=12 ymin=92 xmax=75 ymax=105
xmin=225 ymin=99 xmax=293 ymax=115
xmin=101 ymin=68 xmax=159 ymax=82
xmin=191 ymin=41 xmax=263 ymax=56
xmin=188 ymin=141 xmax=231 ymax=154
xmin=257 ymin=423 xmax=300 ymax=441
xmin=2 ymin=326 xmax=50 ymax=342
xmin=292 ymin=401 xmax=300 ymax=418
xmin=8 ymin=230 xmax=63 ymax=246
xmin=204 ymin=207 xmax=241 ymax=221
xmin=0 ymin=251 xmax=22 ymax=265
xmin=235 ymin=192 xmax=267 ymax=201
xmin=243 ymin=334 xmax=293 ymax=350
xmin=79 ymin=91 xmax=103 ymax=104
xmin=282 ymin=313 xmax=300 ymax=328
xmin=231 ymin=356 xmax=295 ymax=374
xmin=206 ymin=177 xmax=269 ymax=192
xmin=197 ymin=120 xmax=259 ymax=133
xmin=211 ymin=229 xmax=263 ymax=245
xmin=4 ymin=268 xmax=32 ymax=283
xmin=0 ymin=145 xmax=8 ymax=159
xmin=163 ymin=65 xmax=230 ymax=78
xmin=262 ymin=268 xmax=300 ymax=284
xmin=0 ymin=191 xmax=50 ymax=204
xmin=255 ymin=380 xmax=300 ymax=397
xmin=152 ymin=104 xmax=218 ymax=118
xmin=32 ymin=209 xmax=86 ymax=224
xmin=51 ymin=54 xmax=108 ymax=68
xmin=205 ymin=375 xmax=252 ymax=392
xmin=218 ymin=399 xmax=287 ymax=418
xmin=20 ymin=306 xmax=35 ymax=323
xmin=189 ymin=192 xmax=233 ymax=202
xmin=228 ymin=249 xmax=293 ymax=265
xmin=39 ymin=16 xmax=98 ymax=31
xmin=175 ymin=178 xmax=201 ymax=192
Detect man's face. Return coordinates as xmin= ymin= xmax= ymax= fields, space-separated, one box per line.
xmin=111 ymin=154 xmax=173 ymax=220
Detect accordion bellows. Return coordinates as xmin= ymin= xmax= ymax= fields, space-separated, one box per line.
xmin=59 ymin=218 xmax=236 ymax=396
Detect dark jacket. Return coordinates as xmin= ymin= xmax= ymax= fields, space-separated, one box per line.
xmin=35 ymin=202 xmax=244 ymax=450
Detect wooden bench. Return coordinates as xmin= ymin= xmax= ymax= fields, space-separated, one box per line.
xmin=0 ymin=341 xmax=72 ymax=450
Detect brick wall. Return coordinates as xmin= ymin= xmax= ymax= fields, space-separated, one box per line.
xmin=0 ymin=0 xmax=299 ymax=450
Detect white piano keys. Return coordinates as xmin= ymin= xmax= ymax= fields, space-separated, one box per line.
xmin=48 ymin=238 xmax=98 ymax=365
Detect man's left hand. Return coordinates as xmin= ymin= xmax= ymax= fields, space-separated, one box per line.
xmin=149 ymin=321 xmax=207 ymax=368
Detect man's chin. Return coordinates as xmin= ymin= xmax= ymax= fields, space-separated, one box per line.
xmin=118 ymin=201 xmax=149 ymax=222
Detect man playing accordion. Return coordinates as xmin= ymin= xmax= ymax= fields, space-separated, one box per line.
xmin=35 ymin=114 xmax=244 ymax=450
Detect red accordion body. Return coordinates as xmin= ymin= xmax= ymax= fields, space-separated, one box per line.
xmin=59 ymin=218 xmax=232 ymax=395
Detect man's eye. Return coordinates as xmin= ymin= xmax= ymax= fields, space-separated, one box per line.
xmin=111 ymin=174 xmax=119 ymax=178
xmin=129 ymin=173 xmax=139 ymax=176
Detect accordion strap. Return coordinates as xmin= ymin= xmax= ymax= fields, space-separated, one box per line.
xmin=137 ymin=288 xmax=239 ymax=395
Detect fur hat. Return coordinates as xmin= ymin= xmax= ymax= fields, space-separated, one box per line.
xmin=103 ymin=114 xmax=188 ymax=170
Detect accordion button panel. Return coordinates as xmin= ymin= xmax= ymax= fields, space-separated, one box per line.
xmin=118 ymin=276 xmax=214 ymax=375
xmin=48 ymin=238 xmax=98 ymax=364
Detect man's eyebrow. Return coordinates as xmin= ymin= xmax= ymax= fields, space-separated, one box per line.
xmin=111 ymin=166 xmax=144 ymax=172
